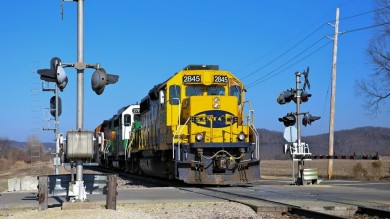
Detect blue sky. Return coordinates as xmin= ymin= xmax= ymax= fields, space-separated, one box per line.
xmin=1 ymin=0 xmax=389 ymax=143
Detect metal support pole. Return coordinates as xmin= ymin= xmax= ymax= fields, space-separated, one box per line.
xmin=76 ymin=160 xmax=83 ymax=181
xmin=295 ymin=72 xmax=301 ymax=148
xmin=295 ymin=72 xmax=303 ymax=183
xmin=54 ymin=85 xmax=59 ymax=175
xmin=328 ymin=8 xmax=339 ymax=180
xmin=75 ymin=0 xmax=85 ymax=200
xmin=77 ymin=0 xmax=84 ymax=130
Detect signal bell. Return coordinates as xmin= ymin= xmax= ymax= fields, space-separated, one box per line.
xmin=278 ymin=113 xmax=296 ymax=127
xmin=91 ymin=68 xmax=119 ymax=95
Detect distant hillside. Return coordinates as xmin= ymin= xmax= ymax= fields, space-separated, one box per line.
xmin=258 ymin=126 xmax=390 ymax=159
xmin=2 ymin=127 xmax=389 ymax=160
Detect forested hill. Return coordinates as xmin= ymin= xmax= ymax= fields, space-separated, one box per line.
xmin=1 ymin=127 xmax=389 ymax=160
xmin=258 ymin=126 xmax=390 ymax=159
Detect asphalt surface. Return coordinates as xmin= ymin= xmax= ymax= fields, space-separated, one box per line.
xmin=1 ymin=179 xmax=389 ymax=213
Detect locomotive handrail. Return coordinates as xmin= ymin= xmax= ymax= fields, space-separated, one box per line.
xmin=171 ymin=97 xmax=181 ymax=160
xmin=172 ymin=116 xmax=191 ymax=161
xmin=243 ymin=101 xmax=260 ymax=159
xmin=126 ymin=131 xmax=135 ymax=159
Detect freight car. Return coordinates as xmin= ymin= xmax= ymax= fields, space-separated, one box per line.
xmin=95 ymin=65 xmax=260 ymax=185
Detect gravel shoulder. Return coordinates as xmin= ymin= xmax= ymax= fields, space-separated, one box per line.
xmin=3 ymin=202 xmax=266 ymax=219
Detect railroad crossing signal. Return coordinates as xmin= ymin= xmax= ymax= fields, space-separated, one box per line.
xmin=294 ymin=91 xmax=312 ymax=103
xmin=277 ymin=90 xmax=294 ymax=105
xmin=91 ymin=68 xmax=119 ymax=95
xmin=278 ymin=113 xmax=296 ymax=127
xmin=37 ymin=57 xmax=119 ymax=95
xmin=37 ymin=57 xmax=68 ymax=91
xmin=302 ymin=113 xmax=321 ymax=127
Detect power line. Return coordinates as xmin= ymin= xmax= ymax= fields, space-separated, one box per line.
xmin=246 ymin=37 xmax=327 ymax=87
xmin=343 ymin=21 xmax=390 ymax=34
xmin=328 ymin=6 xmax=390 ymax=23
xmin=240 ymin=24 xmax=326 ymax=81
xmin=247 ymin=40 xmax=332 ymax=88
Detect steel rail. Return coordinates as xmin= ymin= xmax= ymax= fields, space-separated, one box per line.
xmin=356 ymin=206 xmax=390 ymax=218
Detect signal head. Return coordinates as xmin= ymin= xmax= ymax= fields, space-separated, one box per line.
xmin=278 ymin=113 xmax=296 ymax=127
xmin=302 ymin=113 xmax=321 ymax=126
xmin=277 ymin=90 xmax=294 ymax=105
xmin=91 ymin=68 xmax=119 ymax=95
xmin=301 ymin=91 xmax=312 ymax=102
xmin=37 ymin=57 xmax=68 ymax=91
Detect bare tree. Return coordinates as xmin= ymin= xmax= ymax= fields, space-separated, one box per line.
xmin=0 ymin=137 xmax=11 ymax=158
xmin=356 ymin=0 xmax=390 ymax=113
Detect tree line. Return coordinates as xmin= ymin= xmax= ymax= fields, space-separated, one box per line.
xmin=0 ymin=136 xmax=51 ymax=171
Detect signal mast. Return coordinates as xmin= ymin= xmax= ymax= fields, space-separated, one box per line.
xmin=276 ymin=67 xmax=321 ymax=185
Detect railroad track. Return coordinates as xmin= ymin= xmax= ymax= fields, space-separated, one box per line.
xmin=182 ymin=186 xmax=390 ymax=219
xmin=87 ymin=166 xmax=390 ymax=219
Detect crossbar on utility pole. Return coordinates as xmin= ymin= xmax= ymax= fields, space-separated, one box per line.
xmin=328 ymin=8 xmax=340 ymax=180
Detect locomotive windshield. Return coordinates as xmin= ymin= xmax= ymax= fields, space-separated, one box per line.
xmin=207 ymin=86 xmax=225 ymax=95
xmin=186 ymin=86 xmax=203 ymax=96
xmin=185 ymin=86 xmax=226 ymax=96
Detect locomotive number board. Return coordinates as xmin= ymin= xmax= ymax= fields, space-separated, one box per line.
xmin=182 ymin=75 xmax=229 ymax=84
xmin=183 ymin=75 xmax=201 ymax=83
xmin=213 ymin=75 xmax=228 ymax=83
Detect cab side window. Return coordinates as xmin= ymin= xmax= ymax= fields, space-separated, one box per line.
xmin=124 ymin=114 xmax=131 ymax=126
xmin=229 ymin=85 xmax=241 ymax=104
xmin=169 ymin=85 xmax=181 ymax=105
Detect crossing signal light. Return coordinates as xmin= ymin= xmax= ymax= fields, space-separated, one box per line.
xmin=302 ymin=113 xmax=320 ymax=126
xmin=277 ymin=90 xmax=294 ymax=105
xmin=37 ymin=57 xmax=68 ymax=91
xmin=50 ymin=96 xmax=62 ymax=117
xmin=91 ymin=68 xmax=119 ymax=95
xmin=278 ymin=113 xmax=296 ymax=127
xmin=300 ymin=91 xmax=312 ymax=103
xmin=292 ymin=90 xmax=312 ymax=103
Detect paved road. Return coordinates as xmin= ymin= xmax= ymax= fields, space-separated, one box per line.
xmin=1 ymin=179 xmax=389 ymax=212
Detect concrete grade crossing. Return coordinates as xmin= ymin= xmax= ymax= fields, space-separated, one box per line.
xmin=0 ymin=179 xmax=389 ymax=217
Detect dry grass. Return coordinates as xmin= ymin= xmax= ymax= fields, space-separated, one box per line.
xmin=261 ymin=156 xmax=390 ymax=180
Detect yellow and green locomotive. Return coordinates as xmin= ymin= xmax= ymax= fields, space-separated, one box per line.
xmin=128 ymin=65 xmax=260 ymax=184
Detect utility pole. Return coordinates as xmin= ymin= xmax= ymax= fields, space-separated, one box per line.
xmin=328 ymin=8 xmax=340 ymax=180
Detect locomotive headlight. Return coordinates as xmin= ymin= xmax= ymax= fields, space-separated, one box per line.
xmin=213 ymin=97 xmax=220 ymax=109
xmin=195 ymin=133 xmax=203 ymax=142
xmin=237 ymin=132 xmax=246 ymax=141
